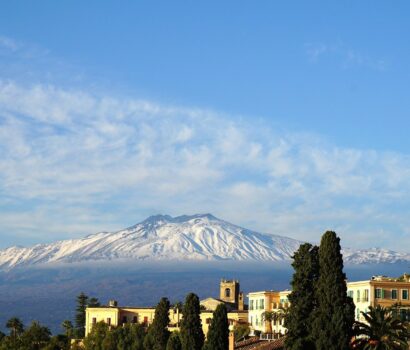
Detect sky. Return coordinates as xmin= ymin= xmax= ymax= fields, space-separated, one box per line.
xmin=0 ymin=1 xmax=409 ymax=251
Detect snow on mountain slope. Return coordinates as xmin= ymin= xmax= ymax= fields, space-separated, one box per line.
xmin=0 ymin=214 xmax=408 ymax=270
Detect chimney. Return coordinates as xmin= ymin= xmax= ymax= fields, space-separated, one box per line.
xmin=229 ymin=331 xmax=235 ymax=350
xmin=108 ymin=300 xmax=118 ymax=307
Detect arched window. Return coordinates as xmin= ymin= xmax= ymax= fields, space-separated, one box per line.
xmin=225 ymin=288 xmax=231 ymax=298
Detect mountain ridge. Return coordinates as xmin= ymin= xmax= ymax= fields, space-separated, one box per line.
xmin=0 ymin=214 xmax=409 ymax=270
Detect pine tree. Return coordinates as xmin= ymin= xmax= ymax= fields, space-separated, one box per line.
xmin=148 ymin=297 xmax=171 ymax=350
xmin=285 ymin=243 xmax=319 ymax=350
xmin=166 ymin=332 xmax=182 ymax=350
xmin=75 ymin=292 xmax=88 ymax=338
xmin=312 ymin=231 xmax=355 ymax=350
xmin=204 ymin=303 xmax=229 ymax=350
xmin=180 ymin=293 xmax=204 ymax=350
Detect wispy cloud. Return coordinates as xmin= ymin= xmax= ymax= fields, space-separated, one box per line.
xmin=304 ymin=42 xmax=387 ymax=71
xmin=0 ymin=80 xmax=409 ymax=251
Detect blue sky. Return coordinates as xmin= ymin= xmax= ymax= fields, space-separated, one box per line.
xmin=0 ymin=1 xmax=409 ymax=250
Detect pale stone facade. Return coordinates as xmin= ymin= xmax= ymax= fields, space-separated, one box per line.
xmin=347 ymin=274 xmax=410 ymax=322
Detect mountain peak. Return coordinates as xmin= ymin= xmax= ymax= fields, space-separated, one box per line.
xmin=0 ymin=214 xmax=409 ymax=270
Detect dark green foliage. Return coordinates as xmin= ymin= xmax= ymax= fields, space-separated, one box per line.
xmin=204 ymin=303 xmax=229 ymax=350
xmin=147 ymin=297 xmax=171 ymax=350
xmin=20 ymin=321 xmax=51 ymax=350
xmin=352 ymin=305 xmax=410 ymax=349
xmin=233 ymin=324 xmax=250 ymax=342
xmin=285 ymin=243 xmax=319 ymax=350
xmin=88 ymin=297 xmax=101 ymax=307
xmin=42 ymin=334 xmax=70 ymax=350
xmin=6 ymin=317 xmax=24 ymax=349
xmin=83 ymin=321 xmax=109 ymax=350
xmin=166 ymin=332 xmax=182 ymax=350
xmin=312 ymin=231 xmax=354 ymax=350
xmin=143 ymin=328 xmax=155 ymax=350
xmin=116 ymin=323 xmax=145 ymax=350
xmin=101 ymin=329 xmax=118 ymax=350
xmin=61 ymin=319 xmax=74 ymax=338
xmin=180 ymin=293 xmax=204 ymax=350
xmin=75 ymin=292 xmax=89 ymax=338
xmin=0 ymin=332 xmax=4 ymax=342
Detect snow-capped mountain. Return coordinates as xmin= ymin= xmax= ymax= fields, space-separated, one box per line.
xmin=0 ymin=214 xmax=409 ymax=270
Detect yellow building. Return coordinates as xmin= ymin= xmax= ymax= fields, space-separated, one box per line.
xmin=85 ymin=279 xmax=248 ymax=337
xmin=247 ymin=290 xmax=290 ymax=335
xmin=246 ymin=273 xmax=410 ymax=337
xmin=347 ymin=274 xmax=410 ymax=322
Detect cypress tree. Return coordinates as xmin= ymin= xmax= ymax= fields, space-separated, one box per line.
xmin=285 ymin=243 xmax=319 ymax=350
xmin=75 ymin=292 xmax=88 ymax=338
xmin=312 ymin=231 xmax=354 ymax=350
xmin=180 ymin=293 xmax=204 ymax=350
xmin=149 ymin=297 xmax=171 ymax=350
xmin=204 ymin=303 xmax=229 ymax=350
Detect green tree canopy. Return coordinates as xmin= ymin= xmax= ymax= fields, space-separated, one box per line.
xmin=285 ymin=243 xmax=319 ymax=350
xmin=148 ymin=297 xmax=171 ymax=350
xmin=233 ymin=324 xmax=250 ymax=342
xmin=21 ymin=320 xmax=51 ymax=350
xmin=83 ymin=321 xmax=109 ymax=350
xmin=61 ymin=319 xmax=74 ymax=338
xmin=204 ymin=303 xmax=229 ymax=350
xmin=180 ymin=293 xmax=204 ymax=350
xmin=312 ymin=231 xmax=355 ymax=350
xmin=166 ymin=332 xmax=182 ymax=350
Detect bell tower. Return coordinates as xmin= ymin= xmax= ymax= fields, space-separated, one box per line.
xmin=220 ymin=279 xmax=240 ymax=307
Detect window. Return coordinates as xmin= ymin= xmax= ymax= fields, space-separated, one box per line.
xmin=402 ymin=289 xmax=409 ymax=300
xmin=356 ymin=290 xmax=361 ymax=302
xmin=225 ymin=288 xmax=231 ymax=298
xmin=347 ymin=290 xmax=353 ymax=298
xmin=256 ymin=300 xmax=259 ymax=310
xmin=375 ymin=288 xmax=382 ymax=299
xmin=143 ymin=317 xmax=148 ymax=325
xmin=260 ymin=299 xmax=265 ymax=309
xmin=363 ymin=289 xmax=369 ymax=302
xmin=92 ymin=318 xmax=97 ymax=324
xmin=206 ymin=318 xmax=212 ymax=324
xmin=122 ymin=316 xmax=127 ymax=323
xmin=107 ymin=318 xmax=111 ymax=326
xmin=250 ymin=300 xmax=254 ymax=310
xmin=132 ymin=316 xmax=138 ymax=323
xmin=356 ymin=308 xmax=360 ymax=320
xmin=391 ymin=289 xmax=398 ymax=300
xmin=250 ymin=316 xmax=253 ymax=326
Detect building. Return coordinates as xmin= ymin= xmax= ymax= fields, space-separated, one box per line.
xmin=200 ymin=279 xmax=245 ymax=312
xmin=347 ymin=274 xmax=410 ymax=322
xmin=246 ymin=273 xmax=410 ymax=337
xmin=247 ymin=290 xmax=290 ymax=335
xmin=85 ymin=279 xmax=248 ymax=337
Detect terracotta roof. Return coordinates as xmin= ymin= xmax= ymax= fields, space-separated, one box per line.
xmin=235 ymin=337 xmax=285 ymax=350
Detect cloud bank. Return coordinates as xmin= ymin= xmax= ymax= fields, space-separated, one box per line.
xmin=0 ymin=80 xmax=409 ymax=251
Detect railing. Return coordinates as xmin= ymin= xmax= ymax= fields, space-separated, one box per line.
xmin=260 ymin=333 xmax=283 ymax=341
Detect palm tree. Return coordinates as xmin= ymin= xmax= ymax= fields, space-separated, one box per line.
xmin=6 ymin=317 xmax=24 ymax=349
xmin=351 ymin=305 xmax=410 ymax=349
xmin=62 ymin=319 xmax=74 ymax=338
xmin=261 ymin=311 xmax=276 ymax=334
